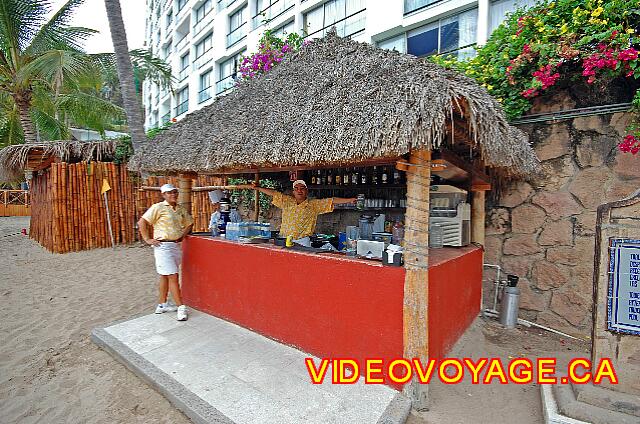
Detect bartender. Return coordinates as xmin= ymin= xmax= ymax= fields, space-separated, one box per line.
xmin=248 ymin=180 xmax=356 ymax=245
xmin=207 ymin=189 xmax=241 ymax=234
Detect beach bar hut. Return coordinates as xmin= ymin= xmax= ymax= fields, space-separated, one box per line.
xmin=130 ymin=31 xmax=540 ymax=407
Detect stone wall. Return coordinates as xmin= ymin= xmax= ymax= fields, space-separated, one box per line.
xmin=485 ymin=93 xmax=640 ymax=336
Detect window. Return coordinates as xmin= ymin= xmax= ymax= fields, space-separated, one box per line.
xmin=407 ymin=9 xmax=477 ymax=58
xmin=195 ymin=0 xmax=213 ymax=23
xmin=180 ymin=53 xmax=189 ymax=70
xmin=177 ymin=0 xmax=187 ymax=11
xmin=199 ymin=69 xmax=213 ymax=103
xmin=378 ymin=34 xmax=406 ymax=53
xmin=227 ymin=6 xmax=248 ymax=47
xmin=166 ymin=10 xmax=173 ymax=28
xmin=253 ymin=0 xmax=295 ymax=29
xmin=162 ymin=41 xmax=173 ymax=60
xmin=489 ymin=0 xmax=536 ymax=33
xmin=175 ymin=86 xmax=189 ymax=115
xmin=216 ymin=51 xmax=244 ymax=94
xmin=178 ymin=52 xmax=190 ymax=80
xmin=404 ymin=0 xmax=440 ymax=15
xmin=195 ymin=32 xmax=213 ymax=58
xmin=304 ymin=0 xmax=366 ymax=39
xmin=272 ymin=20 xmax=295 ymax=39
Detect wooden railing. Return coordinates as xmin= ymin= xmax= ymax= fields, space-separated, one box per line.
xmin=0 ymin=189 xmax=30 ymax=216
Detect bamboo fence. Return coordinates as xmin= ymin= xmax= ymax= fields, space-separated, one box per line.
xmin=29 ymin=162 xmax=222 ymax=253
xmin=136 ymin=175 xmax=223 ymax=233
xmin=0 ymin=190 xmax=30 ymax=216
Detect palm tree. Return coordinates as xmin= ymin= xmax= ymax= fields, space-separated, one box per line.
xmin=0 ymin=0 xmax=101 ymax=143
xmin=0 ymin=0 xmax=172 ymax=147
xmin=103 ymin=0 xmax=147 ymax=153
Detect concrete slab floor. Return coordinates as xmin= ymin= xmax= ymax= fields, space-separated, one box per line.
xmin=92 ymin=310 xmax=411 ymax=424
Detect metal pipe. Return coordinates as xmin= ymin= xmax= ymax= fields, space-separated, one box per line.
xmin=512 ymin=102 xmax=631 ymax=125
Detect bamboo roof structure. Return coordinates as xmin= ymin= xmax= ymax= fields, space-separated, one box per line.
xmin=131 ymin=30 xmax=539 ymax=178
xmin=0 ymin=139 xmax=117 ymax=182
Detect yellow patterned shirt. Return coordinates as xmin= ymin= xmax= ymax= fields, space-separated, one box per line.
xmin=273 ymin=193 xmax=334 ymax=240
xmin=141 ymin=201 xmax=194 ymax=241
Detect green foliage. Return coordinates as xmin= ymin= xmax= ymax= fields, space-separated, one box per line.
xmin=0 ymin=0 xmax=173 ymax=147
xmin=431 ymin=0 xmax=640 ymax=120
xmin=113 ymin=136 xmax=133 ymax=164
xmin=228 ymin=177 xmax=279 ymax=219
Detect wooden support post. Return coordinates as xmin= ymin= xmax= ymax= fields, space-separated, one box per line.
xmin=254 ymin=172 xmax=260 ymax=221
xmin=402 ymin=149 xmax=431 ymax=411
xmin=177 ymin=174 xmax=193 ymax=214
xmin=471 ymin=190 xmax=486 ymax=246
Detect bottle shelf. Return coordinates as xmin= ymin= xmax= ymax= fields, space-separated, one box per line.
xmin=307 ymin=184 xmax=405 ymax=190
xmin=334 ymin=206 xmax=406 ymax=211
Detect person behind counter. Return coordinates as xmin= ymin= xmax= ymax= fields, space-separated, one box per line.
xmin=207 ymin=189 xmax=241 ymax=234
xmin=138 ymin=184 xmax=193 ymax=321
xmin=243 ymin=179 xmax=356 ymax=246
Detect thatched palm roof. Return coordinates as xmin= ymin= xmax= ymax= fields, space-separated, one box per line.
xmin=0 ymin=140 xmax=117 ymax=182
xmin=131 ymin=31 xmax=540 ymax=178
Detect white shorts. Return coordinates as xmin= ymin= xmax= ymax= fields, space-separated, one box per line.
xmin=153 ymin=242 xmax=182 ymax=275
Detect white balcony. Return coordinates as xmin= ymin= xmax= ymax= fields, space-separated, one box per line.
xmin=174 ymin=34 xmax=190 ymax=53
xmin=215 ymin=74 xmax=236 ymax=94
xmin=227 ymin=22 xmax=247 ymax=48
xmin=198 ymin=86 xmax=212 ymax=103
xmin=251 ymin=0 xmax=295 ymax=30
xmin=193 ymin=49 xmax=213 ymax=70
xmin=178 ymin=67 xmax=189 ymax=82
xmin=217 ymin=0 xmax=238 ymax=12
xmin=193 ymin=12 xmax=214 ymax=36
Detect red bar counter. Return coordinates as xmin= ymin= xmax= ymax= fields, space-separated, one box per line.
xmin=182 ymin=236 xmax=482 ymax=385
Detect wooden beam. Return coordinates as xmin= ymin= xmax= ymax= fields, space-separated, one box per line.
xmin=177 ymin=174 xmax=193 ymax=214
xmin=403 ymin=149 xmax=431 ymax=411
xmin=471 ymin=190 xmax=486 ymax=246
xmin=254 ymin=172 xmax=260 ymax=221
xmin=139 ymin=185 xmax=246 ymax=192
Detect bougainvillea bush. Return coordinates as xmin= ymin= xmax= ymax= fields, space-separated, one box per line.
xmin=432 ymin=0 xmax=640 ymax=154
xmin=238 ymin=30 xmax=306 ymax=81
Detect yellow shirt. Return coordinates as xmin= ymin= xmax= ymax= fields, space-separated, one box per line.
xmin=273 ymin=192 xmax=334 ymax=240
xmin=141 ymin=200 xmax=194 ymax=241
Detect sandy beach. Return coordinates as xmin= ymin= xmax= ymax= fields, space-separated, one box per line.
xmin=1 ymin=216 xmax=589 ymax=424
xmin=0 ymin=217 xmax=190 ymax=424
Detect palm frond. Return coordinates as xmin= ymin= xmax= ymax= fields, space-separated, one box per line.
xmin=129 ymin=49 xmax=174 ymax=91
xmin=31 ymin=107 xmax=69 ymax=140
xmin=25 ymin=0 xmax=93 ymax=54
xmin=56 ymin=91 xmax=125 ymax=135
xmin=16 ymin=49 xmax=96 ymax=92
xmin=0 ymin=0 xmax=47 ymax=61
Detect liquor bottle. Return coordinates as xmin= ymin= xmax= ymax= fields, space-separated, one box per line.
xmin=327 ymin=169 xmax=333 ymax=185
xmin=321 ymin=169 xmax=327 ymax=185
xmin=343 ymin=168 xmax=349 ymax=186
xmin=316 ymin=170 xmax=321 ymax=185
xmin=311 ymin=170 xmax=316 ymax=185
xmin=381 ymin=166 xmax=388 ymax=184
xmin=351 ymin=168 xmax=358 ymax=185
xmin=372 ymin=166 xmax=378 ymax=185
xmin=335 ymin=169 xmax=342 ymax=186
xmin=361 ymin=167 xmax=368 ymax=185
xmin=393 ymin=166 xmax=401 ymax=184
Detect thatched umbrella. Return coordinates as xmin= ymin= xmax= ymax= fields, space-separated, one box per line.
xmin=129 ymin=30 xmax=541 ymax=409
xmin=0 ymin=140 xmax=118 ymax=182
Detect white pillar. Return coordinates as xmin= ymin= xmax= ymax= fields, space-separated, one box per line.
xmin=477 ymin=0 xmax=490 ymax=46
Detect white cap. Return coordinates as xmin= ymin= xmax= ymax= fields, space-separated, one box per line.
xmin=208 ymin=189 xmax=224 ymax=204
xmin=292 ymin=179 xmax=307 ymax=189
xmin=160 ymin=183 xmax=178 ymax=193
